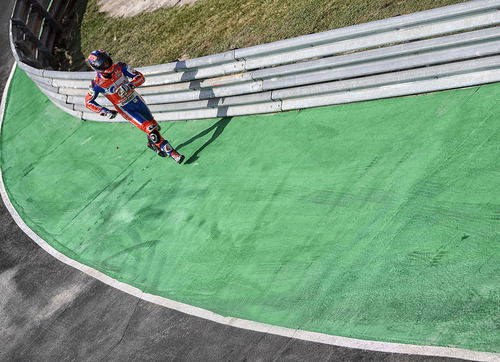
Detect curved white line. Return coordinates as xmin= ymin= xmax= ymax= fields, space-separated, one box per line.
xmin=1 ymin=64 xmax=499 ymax=362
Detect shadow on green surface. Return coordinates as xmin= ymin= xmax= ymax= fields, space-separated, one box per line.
xmin=177 ymin=117 xmax=232 ymax=164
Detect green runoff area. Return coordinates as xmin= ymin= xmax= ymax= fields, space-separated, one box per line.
xmin=1 ymin=68 xmax=499 ymax=352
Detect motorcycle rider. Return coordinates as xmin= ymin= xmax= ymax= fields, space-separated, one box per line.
xmin=85 ymin=50 xmax=184 ymax=164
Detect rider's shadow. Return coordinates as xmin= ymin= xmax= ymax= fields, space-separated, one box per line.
xmin=177 ymin=117 xmax=232 ymax=164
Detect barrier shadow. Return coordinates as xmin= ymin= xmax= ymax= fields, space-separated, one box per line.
xmin=177 ymin=117 xmax=232 ymax=164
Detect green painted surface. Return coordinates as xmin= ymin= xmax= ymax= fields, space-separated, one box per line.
xmin=1 ymin=68 xmax=499 ymax=352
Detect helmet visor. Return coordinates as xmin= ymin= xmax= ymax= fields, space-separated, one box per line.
xmin=93 ymin=56 xmax=112 ymax=71
xmin=89 ymin=52 xmax=113 ymax=72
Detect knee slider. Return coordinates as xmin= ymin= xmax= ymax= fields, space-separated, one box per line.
xmin=145 ymin=123 xmax=161 ymax=134
xmin=148 ymin=130 xmax=162 ymax=144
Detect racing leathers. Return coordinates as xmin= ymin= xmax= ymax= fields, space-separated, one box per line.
xmin=85 ymin=62 xmax=184 ymax=163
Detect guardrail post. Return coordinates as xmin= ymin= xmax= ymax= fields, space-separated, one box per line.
xmin=13 ymin=39 xmax=44 ymax=68
xmin=24 ymin=0 xmax=63 ymax=33
xmin=11 ymin=18 xmax=51 ymax=55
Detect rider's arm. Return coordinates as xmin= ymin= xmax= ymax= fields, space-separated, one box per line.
xmin=85 ymin=81 xmax=104 ymax=113
xmin=120 ymin=63 xmax=145 ymax=88
xmin=85 ymin=81 xmax=116 ymax=119
xmin=85 ymin=81 xmax=115 ymax=117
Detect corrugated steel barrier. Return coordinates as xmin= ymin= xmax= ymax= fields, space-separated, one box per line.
xmin=9 ymin=0 xmax=500 ymax=122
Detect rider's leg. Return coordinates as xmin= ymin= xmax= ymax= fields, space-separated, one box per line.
xmin=116 ymin=99 xmax=184 ymax=162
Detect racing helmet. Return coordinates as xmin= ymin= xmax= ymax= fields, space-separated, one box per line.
xmin=87 ymin=50 xmax=113 ymax=74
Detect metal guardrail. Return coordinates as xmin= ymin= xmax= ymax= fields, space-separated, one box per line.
xmin=10 ymin=0 xmax=500 ymax=122
xmin=10 ymin=0 xmax=75 ymax=69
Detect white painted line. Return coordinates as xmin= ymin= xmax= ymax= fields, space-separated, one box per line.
xmin=1 ymin=64 xmax=499 ymax=362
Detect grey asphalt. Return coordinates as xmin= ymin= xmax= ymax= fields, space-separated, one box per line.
xmin=0 ymin=2 xmax=465 ymax=361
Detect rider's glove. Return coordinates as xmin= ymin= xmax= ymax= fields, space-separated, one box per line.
xmin=100 ymin=108 xmax=117 ymax=119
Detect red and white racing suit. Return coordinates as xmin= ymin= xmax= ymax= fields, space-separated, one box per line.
xmin=85 ymin=62 xmax=177 ymax=157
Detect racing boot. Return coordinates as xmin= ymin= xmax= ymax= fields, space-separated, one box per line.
xmin=147 ymin=139 xmax=184 ymax=164
xmin=169 ymin=149 xmax=185 ymax=164
xmin=147 ymin=139 xmax=168 ymax=157
xmin=159 ymin=139 xmax=185 ymax=164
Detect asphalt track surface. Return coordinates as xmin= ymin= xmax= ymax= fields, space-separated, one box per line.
xmin=0 ymin=2 xmax=480 ymax=361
